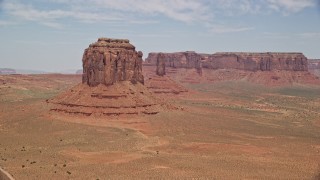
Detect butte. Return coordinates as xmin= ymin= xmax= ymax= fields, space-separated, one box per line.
xmin=49 ymin=38 xmax=160 ymax=116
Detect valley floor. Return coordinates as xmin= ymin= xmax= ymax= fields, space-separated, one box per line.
xmin=0 ymin=74 xmax=320 ymax=179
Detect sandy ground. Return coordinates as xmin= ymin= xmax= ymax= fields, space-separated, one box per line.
xmin=0 ymin=73 xmax=320 ymax=179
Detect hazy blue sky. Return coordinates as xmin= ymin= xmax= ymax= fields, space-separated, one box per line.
xmin=0 ymin=0 xmax=320 ymax=72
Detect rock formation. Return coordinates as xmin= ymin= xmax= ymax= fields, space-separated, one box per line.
xmin=203 ymin=52 xmax=308 ymax=72
xmin=49 ymin=38 xmax=161 ymax=117
xmin=156 ymin=53 xmax=166 ymax=76
xmin=82 ymin=38 xmax=144 ymax=86
xmin=143 ymin=66 xmax=188 ymax=95
xmin=144 ymin=51 xmax=320 ymax=86
xmin=145 ymin=51 xmax=202 ymax=74
xmin=146 ymin=52 xmax=308 ymax=72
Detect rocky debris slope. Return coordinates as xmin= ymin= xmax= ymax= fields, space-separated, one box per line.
xmin=143 ymin=66 xmax=188 ymax=95
xmin=83 ymin=38 xmax=144 ymax=86
xmin=49 ymin=82 xmax=160 ymax=116
xmin=49 ymin=38 xmax=161 ymax=117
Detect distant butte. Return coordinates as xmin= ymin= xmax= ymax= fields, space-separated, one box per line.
xmin=49 ymin=38 xmax=161 ymax=117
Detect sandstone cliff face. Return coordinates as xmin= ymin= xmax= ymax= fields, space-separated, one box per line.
xmin=145 ymin=51 xmax=202 ymax=70
xmin=82 ymin=38 xmax=144 ymax=86
xmin=156 ymin=53 xmax=166 ymax=76
xmin=202 ymin=52 xmax=308 ymax=72
xmin=146 ymin=52 xmax=308 ymax=72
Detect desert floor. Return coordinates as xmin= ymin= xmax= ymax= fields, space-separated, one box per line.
xmin=0 ymin=73 xmax=320 ymax=179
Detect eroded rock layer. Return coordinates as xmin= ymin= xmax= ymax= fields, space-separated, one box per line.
xmin=144 ymin=66 xmax=188 ymax=95
xmin=145 ymin=52 xmax=308 ymax=72
xmin=203 ymin=52 xmax=308 ymax=71
xmin=49 ymin=82 xmax=160 ymax=116
xmin=145 ymin=51 xmax=202 ymax=73
xmin=82 ymin=38 xmax=144 ymax=86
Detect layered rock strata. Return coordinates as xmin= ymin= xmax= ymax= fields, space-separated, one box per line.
xmin=49 ymin=82 xmax=160 ymax=116
xmin=145 ymin=52 xmax=308 ymax=72
xmin=145 ymin=51 xmax=202 ymax=74
xmin=203 ymin=52 xmax=308 ymax=71
xmin=143 ymin=66 xmax=188 ymax=95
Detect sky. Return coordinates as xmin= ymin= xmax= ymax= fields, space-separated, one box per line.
xmin=0 ymin=0 xmax=320 ymax=72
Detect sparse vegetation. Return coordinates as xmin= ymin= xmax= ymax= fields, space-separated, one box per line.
xmin=0 ymin=74 xmax=320 ymax=179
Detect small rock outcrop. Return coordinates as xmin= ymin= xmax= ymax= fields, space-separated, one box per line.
xmin=156 ymin=53 xmax=166 ymax=76
xmin=82 ymin=38 xmax=144 ymax=86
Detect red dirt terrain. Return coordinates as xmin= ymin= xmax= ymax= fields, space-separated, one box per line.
xmin=0 ymin=71 xmax=320 ymax=179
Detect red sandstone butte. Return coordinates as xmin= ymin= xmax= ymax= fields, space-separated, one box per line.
xmin=82 ymin=38 xmax=144 ymax=86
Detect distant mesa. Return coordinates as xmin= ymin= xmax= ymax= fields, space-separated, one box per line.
xmin=82 ymin=38 xmax=144 ymax=86
xmin=203 ymin=52 xmax=308 ymax=71
xmin=145 ymin=51 xmax=202 ymax=75
xmin=49 ymin=38 xmax=160 ymax=117
xmin=146 ymin=52 xmax=308 ymax=72
xmin=144 ymin=51 xmax=319 ymax=85
xmin=0 ymin=68 xmax=16 ymax=74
